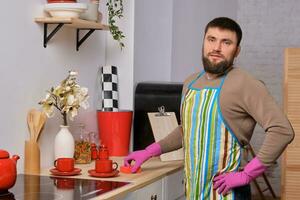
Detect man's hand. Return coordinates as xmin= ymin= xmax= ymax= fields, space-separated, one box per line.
xmin=124 ymin=143 xmax=162 ymax=173
xmin=213 ymin=171 xmax=250 ymax=195
xmin=213 ymin=157 xmax=266 ymax=195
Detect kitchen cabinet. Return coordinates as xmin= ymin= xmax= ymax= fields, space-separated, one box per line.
xmin=163 ymin=169 xmax=185 ymax=200
xmin=35 ymin=17 xmax=109 ymax=50
xmin=122 ymin=169 xmax=185 ymax=200
xmin=123 ymin=179 xmax=163 ymax=200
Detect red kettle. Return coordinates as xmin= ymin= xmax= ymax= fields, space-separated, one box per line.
xmin=0 ymin=149 xmax=19 ymax=192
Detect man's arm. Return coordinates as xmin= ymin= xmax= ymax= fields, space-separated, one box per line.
xmin=158 ymin=125 xmax=183 ymax=153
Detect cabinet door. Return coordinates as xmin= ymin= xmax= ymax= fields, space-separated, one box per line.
xmin=121 ymin=191 xmax=138 ymax=200
xmin=163 ymin=169 xmax=185 ymax=200
xmin=123 ymin=179 xmax=163 ymax=200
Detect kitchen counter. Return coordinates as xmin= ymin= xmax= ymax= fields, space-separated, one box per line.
xmin=40 ymin=157 xmax=184 ymax=200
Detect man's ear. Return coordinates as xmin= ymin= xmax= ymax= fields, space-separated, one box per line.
xmin=234 ymin=46 xmax=241 ymax=57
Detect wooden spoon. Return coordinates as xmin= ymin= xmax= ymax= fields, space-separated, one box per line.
xmin=27 ymin=109 xmax=36 ymax=141
xmin=33 ymin=110 xmax=40 ymax=139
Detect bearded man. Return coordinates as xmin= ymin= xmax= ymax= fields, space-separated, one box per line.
xmin=124 ymin=17 xmax=294 ymax=200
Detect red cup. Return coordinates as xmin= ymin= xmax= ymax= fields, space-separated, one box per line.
xmin=95 ymin=159 xmax=118 ymax=173
xmin=54 ymin=158 xmax=74 ymax=172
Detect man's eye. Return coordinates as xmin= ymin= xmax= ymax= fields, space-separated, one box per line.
xmin=224 ymin=41 xmax=232 ymax=45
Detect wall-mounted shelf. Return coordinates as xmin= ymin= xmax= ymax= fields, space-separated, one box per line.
xmin=35 ymin=17 xmax=109 ymax=51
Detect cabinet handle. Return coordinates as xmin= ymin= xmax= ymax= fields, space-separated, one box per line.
xmin=151 ymin=194 xmax=157 ymax=200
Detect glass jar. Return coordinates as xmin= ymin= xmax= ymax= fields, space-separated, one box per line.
xmin=74 ymin=124 xmax=91 ymax=164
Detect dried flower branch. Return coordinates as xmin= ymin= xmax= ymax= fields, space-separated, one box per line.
xmin=39 ymin=71 xmax=89 ymax=126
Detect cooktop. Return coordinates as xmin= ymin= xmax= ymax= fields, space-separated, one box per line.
xmin=0 ymin=174 xmax=130 ymax=200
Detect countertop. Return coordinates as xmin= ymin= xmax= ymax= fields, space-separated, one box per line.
xmin=40 ymin=157 xmax=184 ymax=200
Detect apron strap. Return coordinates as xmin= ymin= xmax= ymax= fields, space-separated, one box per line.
xmin=187 ymin=70 xmax=205 ymax=88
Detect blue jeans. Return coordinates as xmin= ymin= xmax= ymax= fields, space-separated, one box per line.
xmin=234 ymin=184 xmax=251 ymax=200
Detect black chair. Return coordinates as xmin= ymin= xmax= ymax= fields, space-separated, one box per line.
xmin=133 ymin=82 xmax=183 ymax=151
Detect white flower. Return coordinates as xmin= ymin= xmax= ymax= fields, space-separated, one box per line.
xmin=69 ymin=108 xmax=78 ymax=120
xmin=69 ymin=71 xmax=78 ymax=76
xmin=67 ymin=95 xmax=75 ymax=105
xmin=80 ymin=98 xmax=89 ymax=109
xmin=65 ymin=86 xmax=71 ymax=91
xmin=80 ymin=87 xmax=88 ymax=96
xmin=42 ymin=103 xmax=54 ymax=118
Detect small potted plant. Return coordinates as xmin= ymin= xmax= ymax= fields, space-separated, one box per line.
xmin=106 ymin=0 xmax=125 ymax=49
xmin=39 ymin=70 xmax=89 ymax=159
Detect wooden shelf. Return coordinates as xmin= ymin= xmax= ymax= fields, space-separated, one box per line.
xmin=35 ymin=17 xmax=109 ymax=50
xmin=35 ymin=17 xmax=109 ymax=30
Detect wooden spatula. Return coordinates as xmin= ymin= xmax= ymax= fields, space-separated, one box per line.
xmin=34 ymin=111 xmax=47 ymax=142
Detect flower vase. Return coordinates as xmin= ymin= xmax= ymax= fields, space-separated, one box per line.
xmin=54 ymin=125 xmax=75 ymax=159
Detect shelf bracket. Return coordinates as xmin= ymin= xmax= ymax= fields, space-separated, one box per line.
xmin=43 ymin=23 xmax=64 ymax=48
xmin=76 ymin=29 xmax=96 ymax=51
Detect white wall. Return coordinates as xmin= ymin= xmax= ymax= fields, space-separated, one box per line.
xmin=134 ymin=0 xmax=174 ymax=83
xmin=0 ymin=0 xmax=134 ymax=172
xmin=133 ymin=0 xmax=238 ymax=83
xmin=105 ymin=0 xmax=134 ymax=110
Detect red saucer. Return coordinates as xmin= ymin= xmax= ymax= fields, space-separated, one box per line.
xmin=50 ymin=168 xmax=81 ymax=176
xmin=88 ymin=169 xmax=119 ymax=178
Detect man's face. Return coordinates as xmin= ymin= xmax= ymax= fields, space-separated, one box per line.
xmin=202 ymin=27 xmax=240 ymax=74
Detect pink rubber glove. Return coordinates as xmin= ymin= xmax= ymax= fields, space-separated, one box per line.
xmin=213 ymin=157 xmax=266 ymax=195
xmin=124 ymin=142 xmax=162 ymax=173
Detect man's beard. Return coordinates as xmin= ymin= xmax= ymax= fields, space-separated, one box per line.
xmin=202 ymin=51 xmax=235 ymax=74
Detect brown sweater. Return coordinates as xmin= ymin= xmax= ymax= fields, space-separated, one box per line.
xmin=158 ymin=67 xmax=294 ymax=167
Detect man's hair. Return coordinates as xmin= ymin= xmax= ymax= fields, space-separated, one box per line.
xmin=204 ymin=17 xmax=242 ymax=46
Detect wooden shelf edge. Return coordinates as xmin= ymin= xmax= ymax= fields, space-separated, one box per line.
xmin=34 ymin=17 xmax=109 ymax=30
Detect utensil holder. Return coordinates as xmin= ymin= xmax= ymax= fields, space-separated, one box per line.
xmin=24 ymin=173 xmax=40 ymax=200
xmin=24 ymin=141 xmax=40 ymax=174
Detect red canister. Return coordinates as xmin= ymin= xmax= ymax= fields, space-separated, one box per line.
xmin=97 ymin=111 xmax=133 ymax=156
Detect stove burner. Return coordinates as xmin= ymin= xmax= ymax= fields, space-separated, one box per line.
xmin=0 ymin=191 xmax=14 ymax=200
xmin=8 ymin=174 xmax=130 ymax=200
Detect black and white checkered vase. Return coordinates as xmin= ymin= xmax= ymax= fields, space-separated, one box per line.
xmin=101 ymin=66 xmax=119 ymax=111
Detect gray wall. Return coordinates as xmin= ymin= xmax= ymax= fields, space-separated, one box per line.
xmin=134 ymin=0 xmax=238 ymax=83
xmin=171 ymin=0 xmax=238 ymax=81
xmin=237 ymin=0 xmax=300 ymax=196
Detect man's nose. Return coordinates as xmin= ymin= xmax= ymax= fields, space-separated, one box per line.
xmin=213 ymin=42 xmax=222 ymax=52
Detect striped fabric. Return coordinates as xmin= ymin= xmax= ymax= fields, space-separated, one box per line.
xmin=181 ymin=74 xmax=241 ymax=200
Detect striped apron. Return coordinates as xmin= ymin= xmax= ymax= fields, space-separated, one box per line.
xmin=181 ymin=71 xmax=242 ymax=200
